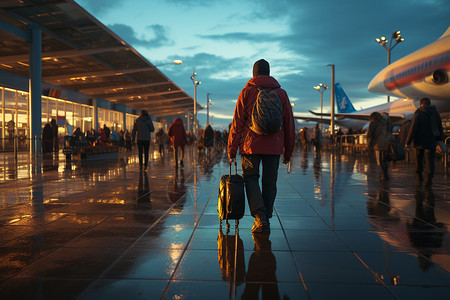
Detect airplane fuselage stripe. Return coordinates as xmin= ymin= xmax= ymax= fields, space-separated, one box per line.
xmin=383 ymin=50 xmax=450 ymax=90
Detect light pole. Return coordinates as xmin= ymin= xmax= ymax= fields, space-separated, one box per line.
xmin=326 ymin=64 xmax=335 ymax=139
xmin=191 ymin=68 xmax=201 ymax=140
xmin=206 ymin=93 xmax=212 ymax=125
xmin=375 ymin=30 xmax=405 ymax=102
xmin=313 ymin=83 xmax=328 ymax=130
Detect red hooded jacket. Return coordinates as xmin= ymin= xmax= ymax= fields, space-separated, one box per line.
xmin=228 ymin=75 xmax=295 ymax=160
xmin=168 ymin=117 xmax=187 ymax=147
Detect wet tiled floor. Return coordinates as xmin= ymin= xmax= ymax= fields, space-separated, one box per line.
xmin=0 ymin=146 xmax=449 ymax=299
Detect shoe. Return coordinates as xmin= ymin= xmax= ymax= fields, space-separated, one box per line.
xmin=180 ymin=160 xmax=184 ymax=167
xmin=251 ymin=214 xmax=270 ymax=234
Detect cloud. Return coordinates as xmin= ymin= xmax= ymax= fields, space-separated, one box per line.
xmin=165 ymin=0 xmax=215 ymax=6
xmin=75 ymin=0 xmax=121 ymax=16
xmin=199 ymin=32 xmax=280 ymax=43
xmin=108 ymin=24 xmax=172 ymax=48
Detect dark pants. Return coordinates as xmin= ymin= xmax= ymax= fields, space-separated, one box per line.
xmin=173 ymin=145 xmax=185 ymax=166
xmin=415 ymin=147 xmax=435 ymax=179
xmin=241 ymin=154 xmax=280 ymax=219
xmin=375 ymin=150 xmax=389 ymax=179
xmin=137 ymin=140 xmax=150 ymax=168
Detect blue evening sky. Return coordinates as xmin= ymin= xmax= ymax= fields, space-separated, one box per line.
xmin=75 ymin=0 xmax=449 ymax=129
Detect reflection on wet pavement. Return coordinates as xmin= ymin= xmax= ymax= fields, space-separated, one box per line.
xmin=0 ymin=145 xmax=449 ymax=299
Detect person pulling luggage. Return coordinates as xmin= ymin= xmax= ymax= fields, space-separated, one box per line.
xmin=227 ymin=59 xmax=295 ymax=234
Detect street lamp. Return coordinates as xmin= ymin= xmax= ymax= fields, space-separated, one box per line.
xmin=375 ymin=30 xmax=405 ymax=102
xmin=191 ymin=68 xmax=201 ymax=139
xmin=313 ymin=83 xmax=328 ymax=130
xmin=206 ymin=93 xmax=212 ymax=125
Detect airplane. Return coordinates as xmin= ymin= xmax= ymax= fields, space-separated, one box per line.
xmin=294 ymin=82 xmax=418 ymax=130
xmin=368 ymin=26 xmax=450 ymax=117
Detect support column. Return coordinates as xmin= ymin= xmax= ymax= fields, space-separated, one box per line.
xmin=92 ymin=98 xmax=98 ymax=130
xmin=29 ymin=26 xmax=42 ymax=157
xmin=123 ymin=112 xmax=127 ymax=131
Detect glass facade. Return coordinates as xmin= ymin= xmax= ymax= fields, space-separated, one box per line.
xmin=41 ymin=96 xmax=93 ymax=136
xmin=0 ymin=86 xmax=138 ymax=151
xmin=98 ymin=107 xmax=125 ymax=132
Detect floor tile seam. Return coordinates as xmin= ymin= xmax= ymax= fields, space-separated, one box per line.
xmin=332 ymin=229 xmax=419 ymax=254
xmin=278 ymin=173 xmax=338 ymax=232
xmin=160 ymin=176 xmax=220 ymax=299
xmin=350 ymin=251 xmax=406 ymax=299
xmin=273 ymin=207 xmax=312 ymax=296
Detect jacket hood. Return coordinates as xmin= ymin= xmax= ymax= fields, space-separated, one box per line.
xmin=246 ymin=75 xmax=281 ymax=89
xmin=253 ymin=59 xmax=270 ymax=76
xmin=138 ymin=115 xmax=151 ymax=121
xmin=418 ymin=104 xmax=438 ymax=115
xmin=174 ymin=117 xmax=183 ymax=125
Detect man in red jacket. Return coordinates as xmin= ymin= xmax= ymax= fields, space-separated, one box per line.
xmin=228 ymin=59 xmax=295 ymax=234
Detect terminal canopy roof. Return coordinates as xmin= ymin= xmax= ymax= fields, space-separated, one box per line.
xmin=0 ymin=0 xmax=197 ymax=117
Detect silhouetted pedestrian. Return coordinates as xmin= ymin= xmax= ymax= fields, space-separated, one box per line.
xmin=367 ymin=112 xmax=393 ymax=181
xmin=168 ymin=117 xmax=187 ymax=167
xmin=50 ymin=118 xmax=59 ymax=152
xmin=156 ymin=127 xmax=166 ymax=157
xmin=406 ymin=98 xmax=443 ymax=186
xmin=132 ymin=109 xmax=155 ymax=171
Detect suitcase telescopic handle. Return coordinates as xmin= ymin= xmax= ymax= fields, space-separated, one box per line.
xmin=229 ymin=161 xmax=237 ymax=176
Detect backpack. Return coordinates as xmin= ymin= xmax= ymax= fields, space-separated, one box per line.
xmin=249 ymin=86 xmax=283 ymax=135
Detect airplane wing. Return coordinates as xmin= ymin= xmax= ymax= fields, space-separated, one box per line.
xmin=308 ymin=110 xmax=405 ymax=123
xmin=294 ymin=115 xmax=331 ymax=124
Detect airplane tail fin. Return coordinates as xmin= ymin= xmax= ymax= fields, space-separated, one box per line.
xmin=335 ymin=82 xmax=356 ymax=113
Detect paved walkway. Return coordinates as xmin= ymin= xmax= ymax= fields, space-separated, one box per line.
xmin=0 ymin=145 xmax=449 ymax=299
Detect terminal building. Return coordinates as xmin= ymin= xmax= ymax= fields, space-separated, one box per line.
xmin=0 ymin=0 xmax=196 ymax=153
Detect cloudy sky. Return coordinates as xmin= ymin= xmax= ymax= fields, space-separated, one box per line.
xmin=75 ymin=0 xmax=449 ymax=129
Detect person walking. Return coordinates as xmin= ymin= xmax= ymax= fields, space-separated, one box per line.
xmin=204 ymin=124 xmax=214 ymax=162
xmin=406 ymin=98 xmax=444 ymax=186
xmin=312 ymin=123 xmax=322 ymax=151
xmin=50 ymin=118 xmax=59 ymax=153
xmin=155 ymin=127 xmax=166 ymax=157
xmin=132 ymin=109 xmax=155 ymax=171
xmin=228 ymin=59 xmax=295 ymax=234
xmin=168 ymin=117 xmax=188 ymax=167
xmin=42 ymin=123 xmax=53 ymax=155
xmin=367 ymin=112 xmax=393 ymax=181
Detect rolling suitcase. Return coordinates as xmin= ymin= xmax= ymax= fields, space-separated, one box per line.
xmin=218 ymin=162 xmax=245 ymax=229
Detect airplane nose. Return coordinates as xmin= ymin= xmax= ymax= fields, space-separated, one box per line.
xmin=368 ymin=72 xmax=385 ymax=93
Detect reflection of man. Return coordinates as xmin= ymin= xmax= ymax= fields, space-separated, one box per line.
xmin=169 ymin=168 xmax=186 ymax=211
xmin=137 ymin=171 xmax=150 ymax=204
xmin=242 ymin=234 xmax=280 ymax=300
xmin=408 ymin=186 xmax=444 ymax=271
